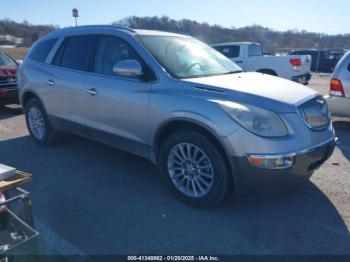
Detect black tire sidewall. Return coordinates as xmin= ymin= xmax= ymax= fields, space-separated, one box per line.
xmin=159 ymin=131 xmax=229 ymax=208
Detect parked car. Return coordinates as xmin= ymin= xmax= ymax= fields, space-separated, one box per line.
xmin=326 ymin=51 xmax=350 ymax=117
xmin=0 ymin=52 xmax=18 ymax=105
xmin=212 ymin=42 xmax=312 ymax=84
xmin=18 ymin=26 xmax=336 ymax=207
xmin=289 ymin=49 xmax=343 ymax=73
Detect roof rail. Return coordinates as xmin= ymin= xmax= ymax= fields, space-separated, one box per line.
xmin=111 ymin=24 xmax=136 ymax=32
xmin=47 ymin=24 xmax=135 ymax=36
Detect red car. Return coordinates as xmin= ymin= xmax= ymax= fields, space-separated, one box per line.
xmin=0 ymin=52 xmax=18 ymax=105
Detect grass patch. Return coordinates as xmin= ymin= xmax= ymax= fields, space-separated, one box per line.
xmin=0 ymin=47 xmax=29 ymax=61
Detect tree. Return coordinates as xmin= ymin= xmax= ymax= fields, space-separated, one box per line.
xmin=114 ymin=16 xmax=350 ymax=51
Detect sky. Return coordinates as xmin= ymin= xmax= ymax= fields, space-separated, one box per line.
xmin=1 ymin=0 xmax=349 ymax=35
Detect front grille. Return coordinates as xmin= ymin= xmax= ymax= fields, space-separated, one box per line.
xmin=0 ymin=77 xmax=17 ymax=89
xmin=298 ymin=96 xmax=330 ymax=130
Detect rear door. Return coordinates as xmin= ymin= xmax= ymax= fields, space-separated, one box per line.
xmin=45 ymin=35 xmax=98 ymax=129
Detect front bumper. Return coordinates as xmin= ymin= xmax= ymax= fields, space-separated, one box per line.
xmin=0 ymin=88 xmax=19 ymax=105
xmin=231 ymin=137 xmax=336 ymax=195
xmin=292 ymin=73 xmax=312 ymax=84
xmin=325 ymin=95 xmax=350 ymax=118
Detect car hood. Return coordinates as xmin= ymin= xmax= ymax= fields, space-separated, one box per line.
xmin=183 ymin=72 xmax=317 ymax=113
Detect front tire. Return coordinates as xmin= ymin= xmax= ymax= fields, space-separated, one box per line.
xmin=24 ymin=98 xmax=59 ymax=146
xmin=159 ymin=130 xmax=229 ymax=208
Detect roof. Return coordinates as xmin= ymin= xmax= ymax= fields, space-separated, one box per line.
xmin=46 ymin=25 xmax=189 ymax=38
xmin=133 ymin=29 xmax=189 ymax=37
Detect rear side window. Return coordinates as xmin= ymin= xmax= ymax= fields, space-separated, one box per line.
xmin=248 ymin=45 xmax=263 ymax=57
xmin=213 ymin=45 xmax=240 ymax=58
xmin=29 ymin=38 xmax=58 ymax=62
xmin=58 ymin=36 xmax=96 ymax=71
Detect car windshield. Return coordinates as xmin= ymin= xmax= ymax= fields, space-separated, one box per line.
xmin=138 ymin=35 xmax=242 ymax=79
xmin=0 ymin=52 xmax=16 ymax=67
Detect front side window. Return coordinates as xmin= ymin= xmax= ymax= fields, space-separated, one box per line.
xmin=213 ymin=45 xmax=240 ymax=58
xmin=59 ymin=36 xmax=96 ymax=71
xmin=29 ymin=38 xmax=58 ymax=63
xmin=138 ymin=35 xmax=241 ymax=79
xmin=0 ymin=52 xmax=16 ymax=66
xmin=94 ymin=36 xmax=142 ymax=76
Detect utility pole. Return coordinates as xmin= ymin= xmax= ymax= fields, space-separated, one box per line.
xmin=72 ymin=8 xmax=79 ymax=27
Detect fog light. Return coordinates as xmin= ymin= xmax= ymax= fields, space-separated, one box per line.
xmin=247 ymin=156 xmax=293 ymax=170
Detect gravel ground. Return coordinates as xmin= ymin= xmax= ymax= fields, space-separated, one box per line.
xmin=0 ymin=75 xmax=349 ymax=257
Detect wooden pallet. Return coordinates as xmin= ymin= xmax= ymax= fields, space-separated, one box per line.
xmin=0 ymin=171 xmax=31 ymax=192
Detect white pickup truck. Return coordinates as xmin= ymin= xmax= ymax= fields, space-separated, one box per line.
xmin=212 ymin=42 xmax=312 ymax=85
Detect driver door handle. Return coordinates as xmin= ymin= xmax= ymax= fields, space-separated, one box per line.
xmin=45 ymin=79 xmax=55 ymax=86
xmin=85 ymin=88 xmax=99 ymax=96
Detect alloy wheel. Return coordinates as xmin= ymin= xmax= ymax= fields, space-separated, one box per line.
xmin=28 ymin=106 xmax=46 ymax=140
xmin=167 ymin=143 xmax=214 ymax=198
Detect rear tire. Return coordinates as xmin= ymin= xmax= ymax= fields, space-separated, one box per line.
xmin=159 ymin=130 xmax=229 ymax=208
xmin=24 ymin=98 xmax=59 ymax=146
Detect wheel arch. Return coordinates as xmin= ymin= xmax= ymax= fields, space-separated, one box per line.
xmin=153 ymin=118 xmax=235 ymax=189
xmin=257 ymin=68 xmax=278 ymax=76
xmin=21 ymin=90 xmax=43 ymax=108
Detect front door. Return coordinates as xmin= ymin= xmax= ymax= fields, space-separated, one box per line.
xmin=83 ymin=35 xmax=152 ymax=157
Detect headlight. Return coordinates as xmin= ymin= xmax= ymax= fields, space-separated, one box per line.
xmin=214 ymin=100 xmax=288 ymax=137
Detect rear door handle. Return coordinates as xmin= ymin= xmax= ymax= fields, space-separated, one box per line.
xmin=45 ymin=79 xmax=55 ymax=86
xmin=85 ymin=88 xmax=99 ymax=96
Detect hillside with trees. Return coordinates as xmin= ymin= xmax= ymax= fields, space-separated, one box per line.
xmin=1 ymin=16 xmax=350 ymax=51
xmin=115 ymin=16 xmax=350 ymax=51
xmin=0 ymin=19 xmax=57 ymax=46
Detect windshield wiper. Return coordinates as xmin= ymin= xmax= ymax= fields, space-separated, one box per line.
xmin=179 ymin=70 xmax=244 ymax=79
xmin=223 ymin=70 xmax=244 ymax=75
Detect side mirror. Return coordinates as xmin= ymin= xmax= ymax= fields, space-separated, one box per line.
xmin=113 ymin=59 xmax=144 ymax=77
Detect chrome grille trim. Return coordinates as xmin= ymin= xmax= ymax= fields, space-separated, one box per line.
xmin=298 ymin=96 xmax=330 ymax=130
xmin=0 ymin=77 xmax=17 ymax=88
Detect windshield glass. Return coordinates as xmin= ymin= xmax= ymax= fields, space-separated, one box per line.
xmin=0 ymin=53 xmax=16 ymax=67
xmin=138 ymin=35 xmax=242 ymax=79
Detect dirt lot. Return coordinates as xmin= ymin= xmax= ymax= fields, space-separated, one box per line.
xmin=0 ymin=75 xmax=349 ymax=258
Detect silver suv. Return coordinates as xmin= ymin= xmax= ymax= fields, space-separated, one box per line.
xmin=18 ymin=26 xmax=336 ymax=207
